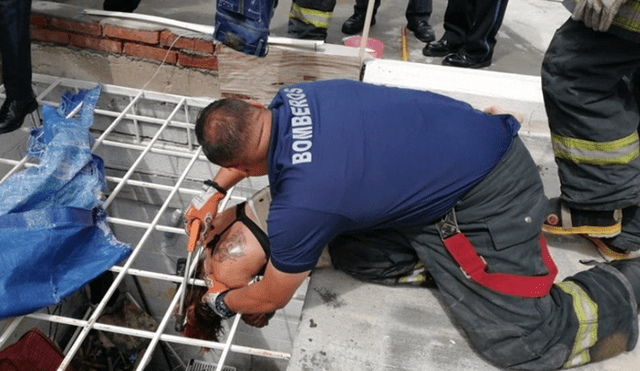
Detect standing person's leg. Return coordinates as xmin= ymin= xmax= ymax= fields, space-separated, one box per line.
xmin=0 ymin=0 xmax=32 ymax=101
xmin=102 ymin=0 xmax=140 ymax=12
xmin=288 ymin=0 xmax=337 ymax=40
xmin=341 ymin=0 xmax=380 ymax=35
xmin=405 ymin=0 xmax=435 ymax=43
xmin=542 ymin=19 xmax=640 ymax=257
xmin=405 ymin=137 xmax=639 ymax=369
xmin=442 ymin=0 xmax=508 ymax=68
xmin=633 ymin=69 xmax=640 ymax=111
xmin=0 ymin=0 xmax=37 ymax=134
xmin=422 ymin=0 xmax=468 ymax=57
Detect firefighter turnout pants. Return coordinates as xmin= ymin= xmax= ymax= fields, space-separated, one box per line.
xmin=287 ymin=0 xmax=336 ymax=40
xmin=542 ymin=19 xmax=640 ymax=210
xmin=403 ymin=137 xmax=638 ymax=370
xmin=541 ymin=18 xmax=640 ymax=252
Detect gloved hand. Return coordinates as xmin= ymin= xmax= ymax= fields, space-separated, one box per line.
xmin=185 ymin=181 xmax=226 ymax=245
xmin=572 ymin=0 xmax=627 ymax=32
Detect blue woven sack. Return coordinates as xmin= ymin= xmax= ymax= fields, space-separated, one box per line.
xmin=0 ymin=86 xmax=132 ymax=319
xmin=214 ymin=0 xmax=277 ymax=57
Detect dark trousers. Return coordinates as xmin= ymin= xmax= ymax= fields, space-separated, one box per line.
xmin=402 ymin=137 xmax=637 ymax=369
xmin=440 ymin=0 xmax=508 ymax=59
xmin=542 ymin=19 xmax=640 ymax=210
xmin=353 ymin=0 xmax=432 ymax=27
xmin=287 ymin=0 xmax=337 ymax=40
xmin=0 ymin=0 xmax=33 ymax=101
xmin=542 ymin=19 xmax=640 ymax=251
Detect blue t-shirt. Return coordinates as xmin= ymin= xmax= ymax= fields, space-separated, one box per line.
xmin=267 ymin=80 xmax=520 ymax=273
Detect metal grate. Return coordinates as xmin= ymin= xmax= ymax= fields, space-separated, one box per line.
xmin=187 ymin=359 xmax=237 ymax=371
xmin=0 ymin=73 xmax=286 ymax=371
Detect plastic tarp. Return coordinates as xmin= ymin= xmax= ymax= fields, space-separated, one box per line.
xmin=0 ymin=86 xmax=132 ymax=319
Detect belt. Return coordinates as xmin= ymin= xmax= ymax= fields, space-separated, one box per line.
xmin=436 ymin=209 xmax=557 ymax=298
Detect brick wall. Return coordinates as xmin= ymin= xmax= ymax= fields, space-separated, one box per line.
xmin=30 ymin=12 xmax=218 ymax=73
xmin=28 ymin=2 xmax=362 ymax=103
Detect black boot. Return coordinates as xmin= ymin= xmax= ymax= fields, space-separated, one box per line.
xmin=422 ymin=39 xmax=462 ymax=57
xmin=0 ymin=96 xmax=38 ymax=135
xmin=407 ymin=21 xmax=435 ymax=43
xmin=341 ymin=12 xmax=376 ymax=35
xmin=610 ymin=257 xmax=640 ymax=306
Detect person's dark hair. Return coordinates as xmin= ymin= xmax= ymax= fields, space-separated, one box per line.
xmin=180 ymin=247 xmax=224 ymax=344
xmin=195 ymin=99 xmax=256 ymax=167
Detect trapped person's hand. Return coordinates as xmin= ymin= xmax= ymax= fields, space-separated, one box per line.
xmin=572 ymin=0 xmax=627 ymax=32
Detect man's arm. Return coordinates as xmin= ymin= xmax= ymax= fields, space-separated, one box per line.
xmin=224 ymin=262 xmax=311 ymax=314
xmin=212 ymin=167 xmax=246 ymax=191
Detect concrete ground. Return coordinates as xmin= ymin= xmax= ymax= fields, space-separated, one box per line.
xmin=51 ymin=0 xmax=571 ymax=76
xmin=10 ymin=1 xmax=636 ymax=371
xmin=290 ymin=233 xmax=638 ymax=371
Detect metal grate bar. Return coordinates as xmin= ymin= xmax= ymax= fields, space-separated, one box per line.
xmin=101 ymin=96 xmax=186 ymax=209
xmin=0 ymin=74 xmax=291 ymax=371
xmin=58 ymin=106 xmax=203 ymax=370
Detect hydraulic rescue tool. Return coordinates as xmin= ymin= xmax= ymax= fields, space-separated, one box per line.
xmin=175 ymin=180 xmax=226 ymax=331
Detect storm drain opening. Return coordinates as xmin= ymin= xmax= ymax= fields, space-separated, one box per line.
xmin=0 ymin=74 xmax=305 ymax=371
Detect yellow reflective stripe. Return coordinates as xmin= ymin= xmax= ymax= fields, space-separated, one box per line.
xmin=569 ymin=0 xmax=640 ymax=33
xmin=612 ymin=2 xmax=640 ymax=33
xmin=289 ymin=3 xmax=333 ymax=29
xmin=613 ymin=17 xmax=640 ymax=34
xmin=556 ymin=282 xmax=599 ymax=368
xmin=552 ymin=132 xmax=640 ymax=166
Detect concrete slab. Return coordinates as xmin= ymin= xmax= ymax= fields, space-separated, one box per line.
xmin=289 ymin=233 xmax=638 ymax=371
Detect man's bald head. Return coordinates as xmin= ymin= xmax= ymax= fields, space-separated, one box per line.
xmin=195 ymin=98 xmax=259 ymax=167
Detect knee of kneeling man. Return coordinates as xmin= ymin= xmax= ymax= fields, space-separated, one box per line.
xmin=470 ymin=333 xmax=569 ymax=370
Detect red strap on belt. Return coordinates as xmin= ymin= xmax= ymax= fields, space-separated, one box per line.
xmin=442 ymin=233 xmax=557 ymax=298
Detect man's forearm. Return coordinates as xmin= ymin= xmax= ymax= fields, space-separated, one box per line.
xmin=224 ymin=282 xmax=287 ymax=314
xmin=224 ymin=264 xmax=311 ymax=315
xmin=213 ymin=167 xmax=245 ymax=191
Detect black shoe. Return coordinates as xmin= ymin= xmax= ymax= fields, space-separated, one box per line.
xmin=0 ymin=97 xmax=38 ymax=135
xmin=442 ymin=51 xmax=492 ymax=69
xmin=422 ymin=39 xmax=462 ymax=57
xmin=103 ymin=0 xmax=141 ymax=12
xmin=407 ymin=21 xmax=435 ymax=43
xmin=341 ymin=12 xmax=376 ymax=35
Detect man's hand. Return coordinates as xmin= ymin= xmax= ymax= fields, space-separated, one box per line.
xmin=241 ymin=312 xmax=275 ymax=328
xmin=572 ymin=0 xmax=627 ymax=32
xmin=484 ymin=106 xmax=524 ymax=123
